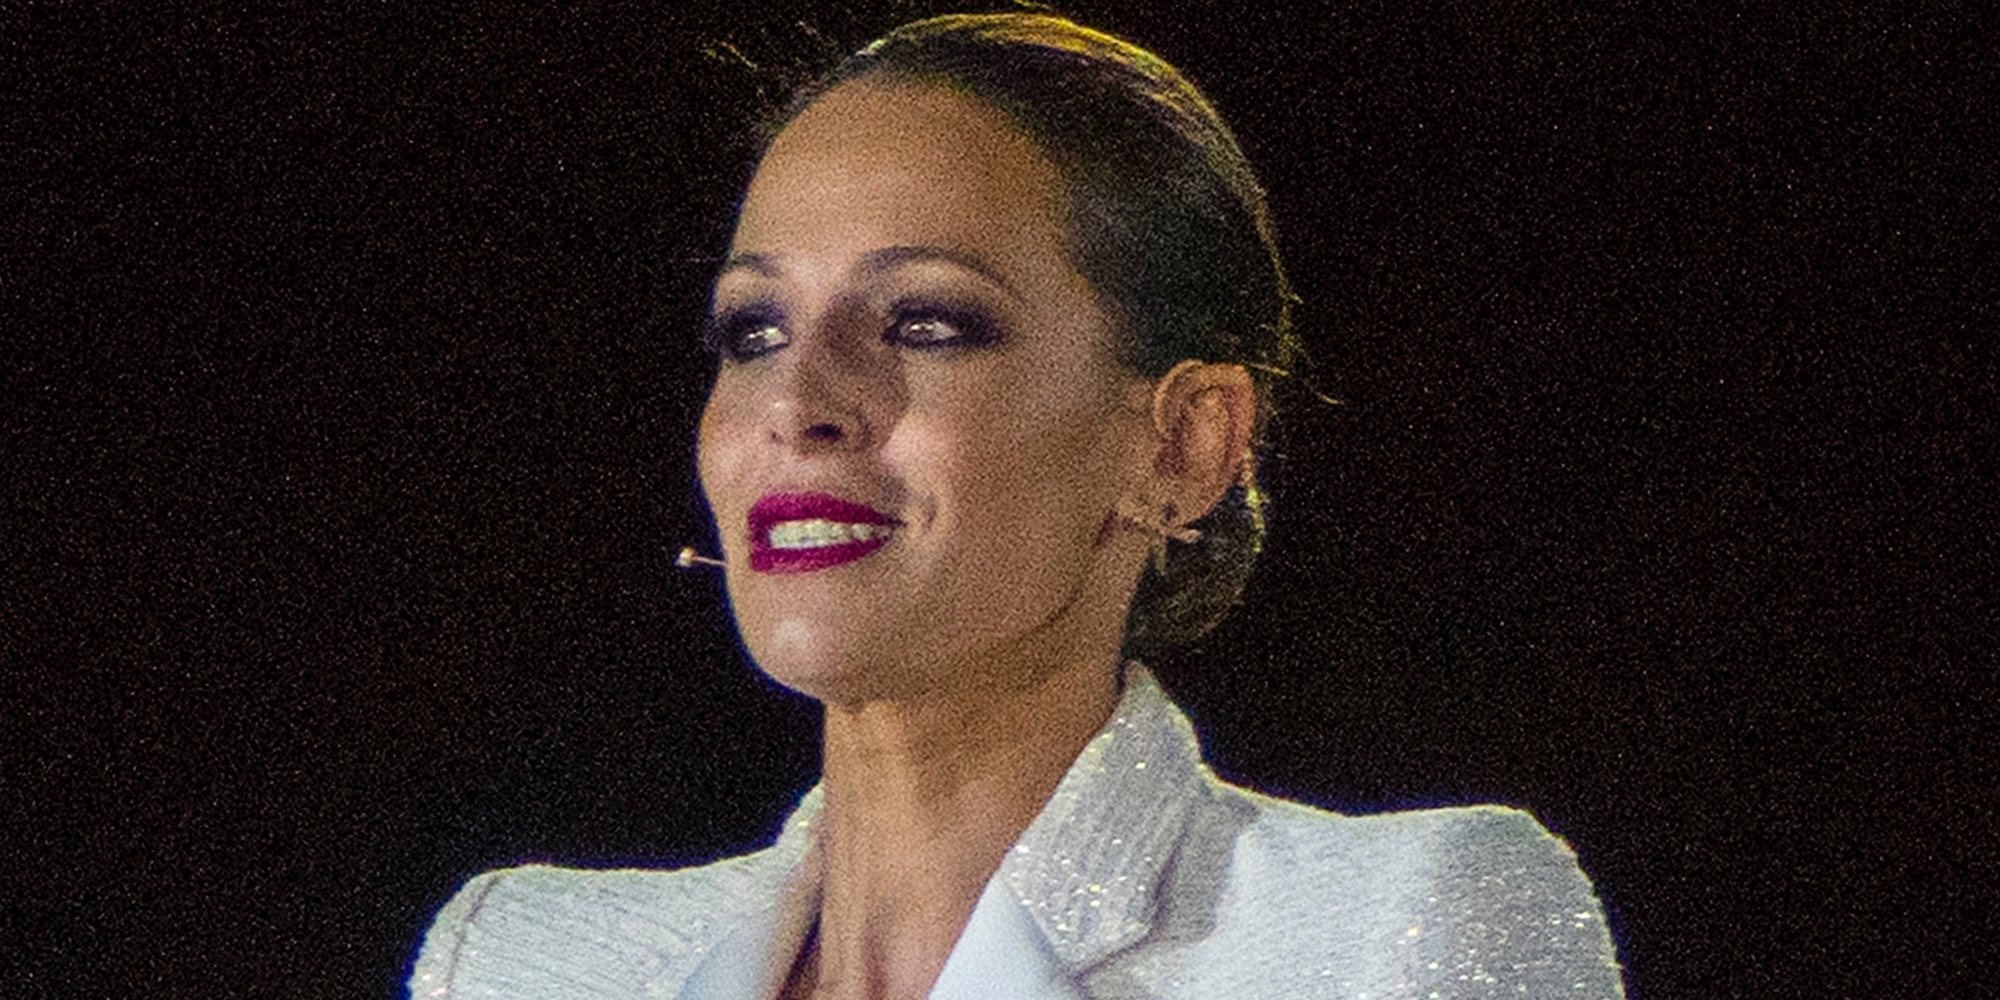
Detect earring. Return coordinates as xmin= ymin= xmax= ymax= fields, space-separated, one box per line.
xmin=1114 ymin=496 xmax=1202 ymax=574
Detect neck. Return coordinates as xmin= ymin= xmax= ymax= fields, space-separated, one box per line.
xmin=800 ymin=646 xmax=1122 ymax=1000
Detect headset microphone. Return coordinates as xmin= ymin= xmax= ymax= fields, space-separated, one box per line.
xmin=676 ymin=546 xmax=727 ymax=570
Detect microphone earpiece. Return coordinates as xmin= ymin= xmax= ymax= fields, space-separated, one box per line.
xmin=676 ymin=546 xmax=727 ymax=570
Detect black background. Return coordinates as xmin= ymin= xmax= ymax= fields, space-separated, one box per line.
xmin=7 ymin=1 xmax=1992 ymax=997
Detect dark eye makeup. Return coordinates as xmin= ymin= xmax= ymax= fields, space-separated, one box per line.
xmin=701 ymin=305 xmax=788 ymax=363
xmin=883 ymin=299 xmax=1003 ymax=350
xmin=703 ymin=297 xmax=1005 ymax=363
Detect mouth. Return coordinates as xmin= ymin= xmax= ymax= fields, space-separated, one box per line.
xmin=747 ymin=492 xmax=901 ymax=574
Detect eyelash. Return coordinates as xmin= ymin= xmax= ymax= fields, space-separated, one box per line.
xmin=702 ymin=301 xmax=1002 ymax=363
xmin=700 ymin=307 xmax=784 ymax=362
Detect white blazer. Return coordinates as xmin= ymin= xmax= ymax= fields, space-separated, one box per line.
xmin=409 ymin=667 xmax=1626 ymax=999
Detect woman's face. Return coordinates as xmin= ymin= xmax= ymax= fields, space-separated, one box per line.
xmin=697 ymin=81 xmax=1155 ymax=706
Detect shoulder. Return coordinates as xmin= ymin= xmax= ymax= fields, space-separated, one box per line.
xmin=1156 ymin=782 xmax=1626 ymax=997
xmin=406 ymin=850 xmax=788 ymax=999
xmin=1230 ymin=786 xmax=1599 ymax=897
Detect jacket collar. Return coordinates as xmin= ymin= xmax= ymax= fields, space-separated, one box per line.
xmin=992 ymin=662 xmax=1206 ymax=969
xmin=672 ymin=663 xmax=1205 ymax=994
xmin=665 ymin=791 xmax=824 ymax=999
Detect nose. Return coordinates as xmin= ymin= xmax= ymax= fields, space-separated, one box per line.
xmin=759 ymin=337 xmax=870 ymax=453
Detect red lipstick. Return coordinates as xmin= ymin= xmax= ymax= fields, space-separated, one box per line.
xmin=748 ymin=492 xmax=900 ymax=574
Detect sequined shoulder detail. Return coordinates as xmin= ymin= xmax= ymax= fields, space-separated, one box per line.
xmin=406 ymin=788 xmax=822 ymax=999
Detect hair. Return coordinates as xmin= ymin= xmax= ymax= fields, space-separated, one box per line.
xmin=759 ymin=13 xmax=1299 ymax=659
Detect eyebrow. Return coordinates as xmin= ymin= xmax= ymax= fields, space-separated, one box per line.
xmin=716 ymin=245 xmax=1024 ymax=302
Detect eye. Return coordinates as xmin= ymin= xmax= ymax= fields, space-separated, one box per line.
xmin=703 ymin=307 xmax=789 ymax=362
xmin=884 ymin=303 xmax=1002 ymax=350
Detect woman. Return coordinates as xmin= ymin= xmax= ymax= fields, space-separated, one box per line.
xmin=410 ymin=14 xmax=1624 ymax=999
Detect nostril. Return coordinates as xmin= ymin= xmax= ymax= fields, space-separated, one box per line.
xmin=803 ymin=421 xmax=844 ymax=443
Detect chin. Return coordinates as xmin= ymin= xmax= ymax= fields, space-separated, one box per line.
xmin=736 ymin=610 xmax=923 ymax=707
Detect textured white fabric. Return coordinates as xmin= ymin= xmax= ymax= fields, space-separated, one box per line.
xmin=409 ymin=666 xmax=1626 ymax=998
xmin=925 ymin=875 xmax=1085 ymax=1000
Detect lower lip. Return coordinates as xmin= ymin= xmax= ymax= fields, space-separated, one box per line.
xmin=750 ymin=535 xmax=892 ymax=574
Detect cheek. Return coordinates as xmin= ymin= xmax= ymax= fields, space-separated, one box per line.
xmin=694 ymin=404 xmax=719 ymax=499
xmin=695 ymin=390 xmax=746 ymax=518
xmin=891 ymin=379 xmax=1118 ymax=537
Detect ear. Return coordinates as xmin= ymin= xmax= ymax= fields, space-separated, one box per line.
xmin=1148 ymin=360 xmax=1257 ymax=526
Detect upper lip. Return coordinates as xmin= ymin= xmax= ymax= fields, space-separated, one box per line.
xmin=748 ymin=491 xmax=901 ymax=540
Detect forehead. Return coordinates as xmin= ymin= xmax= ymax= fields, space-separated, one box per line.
xmin=730 ymin=81 xmax=1073 ymax=278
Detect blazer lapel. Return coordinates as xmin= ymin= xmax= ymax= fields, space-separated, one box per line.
xmin=996 ymin=664 xmax=1202 ymax=971
xmin=665 ymin=787 xmax=826 ymax=1000
xmin=928 ymin=876 xmax=1087 ymax=1000
xmin=671 ymin=880 xmax=819 ymax=1000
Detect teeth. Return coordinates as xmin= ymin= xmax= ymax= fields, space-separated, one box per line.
xmin=767 ymin=519 xmax=895 ymax=550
